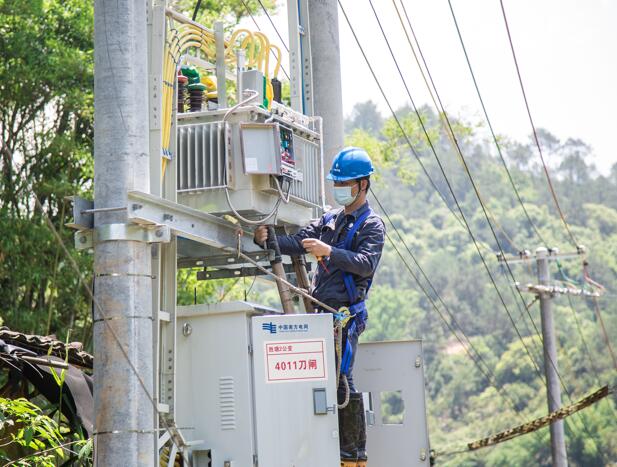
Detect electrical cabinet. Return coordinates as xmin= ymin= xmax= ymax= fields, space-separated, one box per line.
xmin=175 ymin=302 xmax=339 ymax=467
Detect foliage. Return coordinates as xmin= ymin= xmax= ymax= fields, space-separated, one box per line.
xmin=172 ymin=0 xmax=276 ymax=30
xmin=0 ymin=0 xmax=94 ymax=341
xmin=0 ymin=397 xmax=65 ymax=466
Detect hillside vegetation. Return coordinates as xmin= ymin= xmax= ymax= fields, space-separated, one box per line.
xmin=347 ymin=100 xmax=617 ymax=466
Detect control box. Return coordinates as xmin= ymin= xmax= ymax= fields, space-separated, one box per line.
xmin=175 ymin=302 xmax=340 ymax=467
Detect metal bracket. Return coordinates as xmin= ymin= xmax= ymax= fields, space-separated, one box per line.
xmin=126 ymin=190 xmax=263 ymax=254
xmin=66 ymin=196 xmax=94 ymax=230
xmin=196 ymin=263 xmax=303 ymax=281
xmin=74 ymin=224 xmax=171 ymax=250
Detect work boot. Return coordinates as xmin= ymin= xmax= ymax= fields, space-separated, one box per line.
xmin=338 ymin=392 xmax=358 ymax=465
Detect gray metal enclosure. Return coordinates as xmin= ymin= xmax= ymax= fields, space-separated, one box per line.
xmin=355 ymin=340 xmax=431 ymax=467
xmin=175 ymin=302 xmax=339 ymax=467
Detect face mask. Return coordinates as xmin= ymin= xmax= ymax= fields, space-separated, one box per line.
xmin=333 ymin=184 xmax=358 ymax=206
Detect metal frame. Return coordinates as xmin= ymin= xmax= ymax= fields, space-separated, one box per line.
xmin=287 ymin=0 xmax=314 ymax=115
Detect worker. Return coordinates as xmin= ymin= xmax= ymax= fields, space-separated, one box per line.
xmin=254 ymin=147 xmax=385 ymax=467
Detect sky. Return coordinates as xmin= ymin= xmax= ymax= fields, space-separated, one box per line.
xmin=240 ymin=0 xmax=617 ymax=174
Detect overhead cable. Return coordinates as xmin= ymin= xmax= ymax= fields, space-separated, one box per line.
xmin=396 ymin=0 xmax=579 ymax=416
xmin=370 ymin=189 xmax=543 ymax=435
xmin=335 ymin=1 xmax=479 ymax=248
xmin=497 ymin=0 xmax=578 ymax=247
xmin=446 ymin=1 xmax=605 ymax=455
xmin=362 ymin=0 xmax=548 ymax=392
xmin=360 ymin=1 xmax=599 ymax=450
xmin=397 ymin=0 xmax=548 ymax=247
xmin=437 ymin=385 xmax=613 ymax=458
xmin=256 ymin=0 xmax=290 ymax=52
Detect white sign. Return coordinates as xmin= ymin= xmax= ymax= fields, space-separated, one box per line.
xmin=264 ymin=339 xmax=327 ymax=383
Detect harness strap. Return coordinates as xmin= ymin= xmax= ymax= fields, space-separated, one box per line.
xmin=341 ymin=208 xmax=373 ymax=304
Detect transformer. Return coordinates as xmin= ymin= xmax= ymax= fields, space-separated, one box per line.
xmin=175 ymin=101 xmax=325 ymax=228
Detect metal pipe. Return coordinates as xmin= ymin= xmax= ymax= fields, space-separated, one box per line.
xmin=266 ymin=226 xmax=295 ymax=314
xmin=214 ymin=21 xmax=227 ymax=108
xmin=94 ymin=0 xmax=154 ymax=464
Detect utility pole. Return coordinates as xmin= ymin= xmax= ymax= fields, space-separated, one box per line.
xmin=94 ymin=0 xmax=154 ymax=464
xmin=536 ymin=247 xmax=567 ymax=467
xmin=497 ymin=246 xmax=598 ymax=466
xmin=307 ymin=0 xmax=345 ymax=204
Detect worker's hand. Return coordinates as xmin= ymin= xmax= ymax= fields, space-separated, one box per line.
xmin=254 ymin=225 xmax=269 ymax=245
xmin=301 ymin=238 xmax=332 ymax=258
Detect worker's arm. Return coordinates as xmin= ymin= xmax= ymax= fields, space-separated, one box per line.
xmin=328 ymin=217 xmax=385 ymax=277
xmin=254 ymin=218 xmax=322 ymax=256
xmin=275 ymin=218 xmax=322 ymax=255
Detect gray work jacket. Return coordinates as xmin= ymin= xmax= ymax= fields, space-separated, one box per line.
xmin=276 ymin=202 xmax=386 ymax=310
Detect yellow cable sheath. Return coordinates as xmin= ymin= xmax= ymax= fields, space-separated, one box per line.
xmin=253 ymin=32 xmax=270 ymax=76
xmin=269 ymin=44 xmax=282 ymax=79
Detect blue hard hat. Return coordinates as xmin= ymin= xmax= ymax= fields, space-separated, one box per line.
xmin=327 ymin=147 xmax=375 ymax=182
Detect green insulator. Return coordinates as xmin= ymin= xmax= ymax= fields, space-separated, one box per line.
xmin=181 ymin=65 xmax=201 ymax=85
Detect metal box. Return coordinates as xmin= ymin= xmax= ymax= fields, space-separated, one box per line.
xmin=175 ymin=302 xmax=339 ymax=467
xmin=355 ymin=340 xmax=431 ymax=466
xmin=176 ymin=105 xmax=324 ymax=227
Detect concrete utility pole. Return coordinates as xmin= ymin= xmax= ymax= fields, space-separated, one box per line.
xmin=536 ymin=247 xmax=568 ymax=467
xmin=94 ymin=0 xmax=154 ymax=464
xmin=308 ymin=0 xmax=345 ymax=205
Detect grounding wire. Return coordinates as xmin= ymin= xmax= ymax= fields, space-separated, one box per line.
xmin=400 ymin=0 xmax=548 ymax=248
xmin=370 ymin=189 xmax=545 ymax=435
xmin=363 ymin=0 xmax=548 ymax=389
xmin=239 ymin=0 xmax=291 ymax=81
xmin=362 ymin=3 xmax=599 ymax=449
xmin=497 ymin=0 xmax=578 ymax=248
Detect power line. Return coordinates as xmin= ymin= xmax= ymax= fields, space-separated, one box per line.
xmin=444 ymin=1 xmax=605 ymax=455
xmin=256 ymin=0 xmax=290 ymax=52
xmin=358 ymin=2 xmax=603 ymax=454
xmin=399 ymin=0 xmax=577 ymax=412
xmin=497 ymin=0 xmax=578 ymax=248
xmin=388 ymin=0 xmax=522 ymax=254
xmin=404 ymin=0 xmax=547 ymax=248
xmin=437 ymin=385 xmax=613 ymax=458
xmin=370 ymin=189 xmax=544 ymax=435
xmin=363 ymin=0 xmax=548 ymax=392
xmin=335 ymin=1 xmax=489 ymax=252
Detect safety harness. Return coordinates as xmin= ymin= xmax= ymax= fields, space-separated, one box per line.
xmin=322 ymin=207 xmax=373 ymax=406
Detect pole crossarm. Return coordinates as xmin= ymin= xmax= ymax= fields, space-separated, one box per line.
xmin=518 ymin=283 xmax=601 ymax=298
xmin=496 ymin=246 xmax=586 ymax=265
xmin=127 ymin=190 xmax=263 ymax=254
xmin=437 ymin=385 xmax=613 ymax=457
